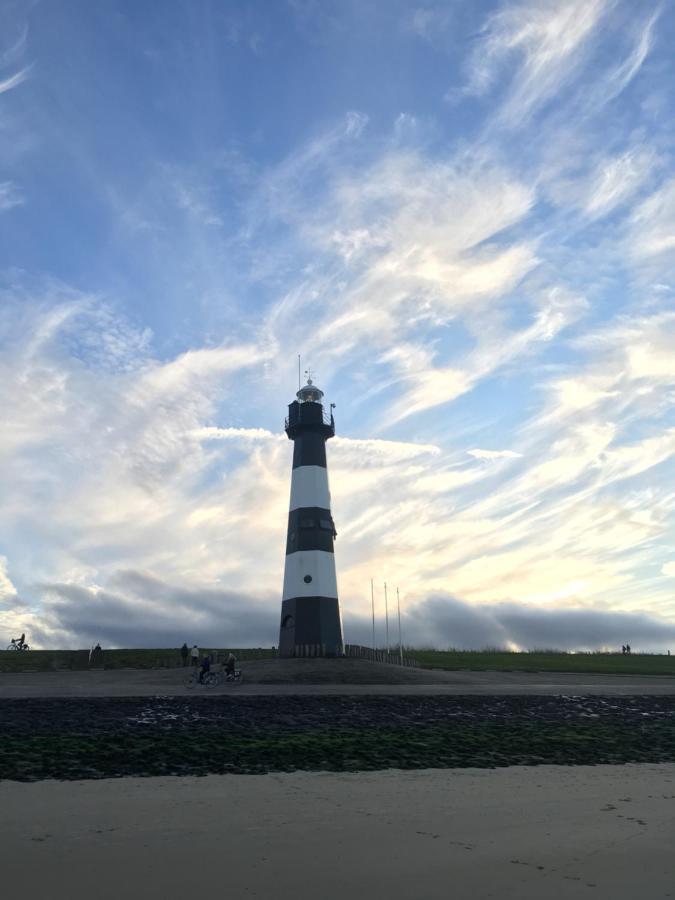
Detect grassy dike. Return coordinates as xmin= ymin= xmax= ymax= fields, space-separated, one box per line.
xmin=2 ymin=647 xmax=674 ymax=675
xmin=0 ymin=647 xmax=276 ymax=673
xmin=412 ymin=649 xmax=675 ymax=676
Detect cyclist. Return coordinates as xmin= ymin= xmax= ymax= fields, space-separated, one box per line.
xmin=198 ymin=655 xmax=211 ymax=684
xmin=11 ymin=633 xmax=27 ymax=650
xmin=225 ymin=653 xmax=236 ymax=679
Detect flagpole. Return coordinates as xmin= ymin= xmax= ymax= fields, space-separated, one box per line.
xmin=397 ymin=586 xmax=403 ymax=664
xmin=384 ymin=581 xmax=389 ymax=655
xmin=370 ymin=578 xmax=375 ymax=650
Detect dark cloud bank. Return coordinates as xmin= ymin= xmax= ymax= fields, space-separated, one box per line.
xmin=19 ymin=572 xmax=675 ymax=653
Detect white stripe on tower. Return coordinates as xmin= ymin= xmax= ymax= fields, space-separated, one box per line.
xmin=282 ymin=550 xmax=338 ymax=600
xmin=289 ymin=465 xmax=332 ymax=511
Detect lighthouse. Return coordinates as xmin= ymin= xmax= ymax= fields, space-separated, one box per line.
xmin=279 ymin=373 xmax=344 ymax=657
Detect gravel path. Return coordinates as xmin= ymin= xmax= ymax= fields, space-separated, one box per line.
xmin=3 ymin=658 xmax=675 ymax=697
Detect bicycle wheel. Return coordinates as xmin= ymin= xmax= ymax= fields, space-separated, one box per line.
xmin=6 ymin=643 xmax=18 ymax=651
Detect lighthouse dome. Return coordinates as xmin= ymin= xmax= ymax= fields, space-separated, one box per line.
xmin=296 ymin=379 xmax=324 ymax=404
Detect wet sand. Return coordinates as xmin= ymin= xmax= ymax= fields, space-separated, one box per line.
xmin=2 ymin=765 xmax=674 ymax=899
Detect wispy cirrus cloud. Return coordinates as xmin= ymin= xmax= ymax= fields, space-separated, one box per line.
xmin=628 ymin=179 xmax=675 ymax=261
xmin=0 ymin=66 xmax=30 ymax=95
xmin=462 ymin=0 xmax=609 ymax=125
xmin=585 ymin=6 xmax=660 ymax=108
xmin=0 ymin=24 xmax=28 ymax=68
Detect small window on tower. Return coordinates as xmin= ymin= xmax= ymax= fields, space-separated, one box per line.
xmin=319 ymin=519 xmax=333 ymax=531
xmin=300 ymin=518 xmax=315 ymax=528
xmin=304 ymin=575 xmax=312 ymax=584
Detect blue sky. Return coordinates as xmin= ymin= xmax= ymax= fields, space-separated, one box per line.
xmin=1 ymin=0 xmax=675 ymax=650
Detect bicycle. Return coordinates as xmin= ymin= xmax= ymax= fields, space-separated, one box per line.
xmin=203 ymin=668 xmax=243 ymax=687
xmin=6 ymin=638 xmax=30 ymax=651
xmin=184 ymin=667 xmax=243 ymax=688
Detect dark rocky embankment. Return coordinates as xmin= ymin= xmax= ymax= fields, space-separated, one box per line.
xmin=2 ymin=694 xmax=674 ymax=782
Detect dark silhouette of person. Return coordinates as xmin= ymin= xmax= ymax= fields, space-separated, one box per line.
xmin=198 ymin=655 xmax=211 ymax=684
xmin=626 ymin=644 xmax=631 ymax=654
xmin=225 ymin=653 xmax=236 ymax=678
xmin=622 ymin=645 xmax=626 ymax=654
xmin=180 ymin=643 xmax=188 ymax=667
xmin=90 ymin=643 xmax=103 ymax=667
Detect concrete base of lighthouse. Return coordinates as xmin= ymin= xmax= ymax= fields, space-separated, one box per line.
xmin=279 ymin=597 xmax=343 ymax=658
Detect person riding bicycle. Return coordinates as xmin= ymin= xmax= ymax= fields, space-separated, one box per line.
xmin=198 ymin=655 xmax=211 ymax=684
xmin=225 ymin=653 xmax=236 ymax=678
xmin=11 ymin=633 xmax=27 ymax=650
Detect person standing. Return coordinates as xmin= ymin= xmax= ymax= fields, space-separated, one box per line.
xmin=180 ymin=643 xmax=189 ymax=667
xmin=190 ymin=645 xmax=199 ymax=667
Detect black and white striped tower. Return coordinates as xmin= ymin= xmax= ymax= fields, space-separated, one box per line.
xmin=279 ymin=374 xmax=343 ymax=657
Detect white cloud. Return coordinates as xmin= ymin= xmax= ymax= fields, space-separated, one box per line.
xmin=0 ymin=66 xmax=30 ymax=95
xmin=587 ymin=8 xmax=659 ymax=108
xmin=193 ymin=426 xmax=280 ymax=442
xmin=409 ymin=7 xmax=453 ymax=44
xmin=581 ymin=148 xmax=656 ymax=218
xmin=0 ymin=557 xmax=17 ymax=600
xmin=251 ymin=136 xmax=561 ymax=427
xmin=0 ymin=25 xmax=28 ymax=68
xmin=663 ymin=562 xmax=675 ymax=578
xmin=463 ymin=0 xmax=609 ymax=125
xmin=0 ymin=181 xmax=23 ymax=211
xmin=629 ymin=179 xmax=675 ymax=260
xmin=468 ymin=448 xmax=522 ymax=460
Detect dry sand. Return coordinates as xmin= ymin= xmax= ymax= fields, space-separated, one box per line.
xmin=2 ymin=765 xmax=674 ymax=899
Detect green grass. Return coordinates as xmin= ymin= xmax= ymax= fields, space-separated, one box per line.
xmin=413 ymin=649 xmax=675 ymax=676
xmin=0 ymin=647 xmax=276 ymax=673
xmin=2 ymin=646 xmax=674 ymax=676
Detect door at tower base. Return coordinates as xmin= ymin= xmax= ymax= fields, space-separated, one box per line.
xmin=279 ymin=596 xmax=343 ymax=657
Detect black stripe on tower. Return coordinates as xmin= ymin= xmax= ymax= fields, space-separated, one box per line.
xmin=292 ymin=431 xmax=327 ymax=469
xmin=285 ymin=399 xmax=334 ymax=463
xmin=286 ymin=507 xmax=336 ymax=555
xmin=280 ymin=597 xmax=342 ymax=649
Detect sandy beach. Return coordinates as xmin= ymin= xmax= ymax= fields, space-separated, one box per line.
xmin=2 ymin=764 xmax=674 ymax=899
